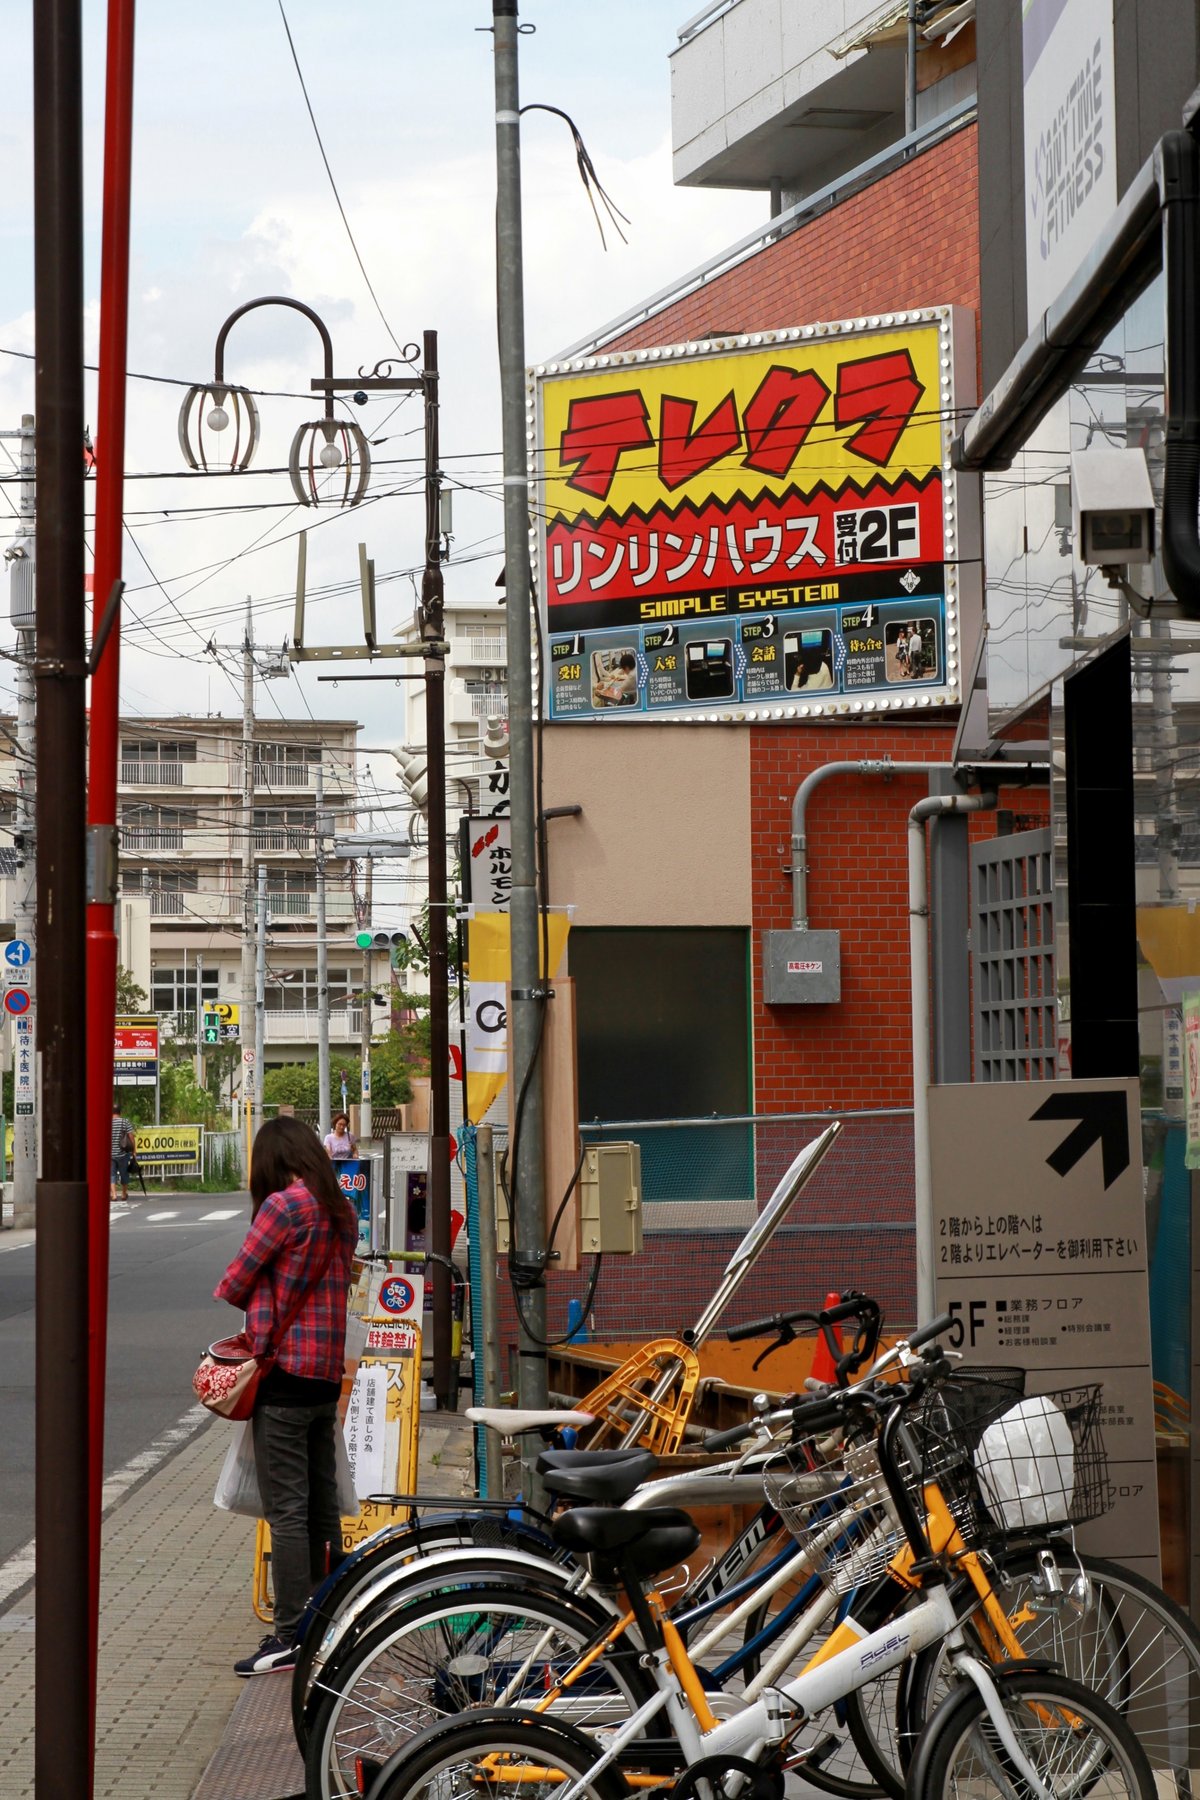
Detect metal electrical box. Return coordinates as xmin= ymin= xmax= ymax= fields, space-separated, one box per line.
xmin=579 ymin=1142 xmax=642 ymax=1256
xmin=761 ymin=929 xmax=842 ymax=1004
xmin=495 ymin=1141 xmax=642 ymax=1256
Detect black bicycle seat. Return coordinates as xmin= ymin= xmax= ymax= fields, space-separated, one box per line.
xmin=537 ymin=1447 xmax=658 ymax=1504
xmin=552 ymin=1505 xmax=701 ymax=1578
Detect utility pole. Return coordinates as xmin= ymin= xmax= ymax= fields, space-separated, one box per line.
xmin=195 ymin=951 xmax=205 ymax=1093
xmin=421 ymin=328 xmax=454 ymax=1409
xmin=493 ymin=1 xmax=550 ymax=1466
xmin=254 ymin=863 xmax=266 ymax=1138
xmin=240 ymin=600 xmax=256 ymax=1176
xmin=315 ymin=767 xmax=331 ymax=1137
xmin=360 ymin=855 xmax=373 ymax=1140
xmin=7 ymin=416 xmax=37 ymax=1229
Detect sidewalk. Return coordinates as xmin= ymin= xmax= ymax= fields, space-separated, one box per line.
xmin=0 ymin=1405 xmax=478 ymax=1799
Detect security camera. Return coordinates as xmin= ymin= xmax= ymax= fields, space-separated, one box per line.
xmin=1070 ymin=447 xmax=1155 ymax=566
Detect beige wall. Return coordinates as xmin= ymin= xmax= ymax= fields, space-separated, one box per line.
xmin=539 ymin=724 xmax=751 ymax=926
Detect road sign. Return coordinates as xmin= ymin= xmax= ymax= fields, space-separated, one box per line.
xmin=242 ymin=1047 xmax=255 ymax=1064
xmin=4 ymin=940 xmax=31 ymax=968
xmin=4 ymin=989 xmax=31 ymax=1016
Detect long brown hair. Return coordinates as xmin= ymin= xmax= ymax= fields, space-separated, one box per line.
xmin=250 ymin=1116 xmax=355 ymax=1227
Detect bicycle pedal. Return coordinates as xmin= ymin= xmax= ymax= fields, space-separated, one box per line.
xmin=784 ymin=1732 xmax=839 ymax=1770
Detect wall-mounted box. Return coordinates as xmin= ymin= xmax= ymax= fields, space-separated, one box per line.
xmin=495 ymin=1140 xmax=642 ymax=1257
xmin=761 ymin=929 xmax=841 ymax=1004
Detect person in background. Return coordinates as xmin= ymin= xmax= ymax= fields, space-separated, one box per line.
xmin=324 ymin=1112 xmax=357 ymax=1162
xmin=215 ymin=1115 xmax=357 ymax=1676
xmin=111 ymin=1104 xmax=135 ymax=1203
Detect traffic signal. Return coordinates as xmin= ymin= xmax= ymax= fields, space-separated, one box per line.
xmin=392 ymin=747 xmax=429 ymax=812
xmin=201 ymin=1007 xmax=221 ymax=1045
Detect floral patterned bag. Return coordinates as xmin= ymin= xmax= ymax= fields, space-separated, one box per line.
xmin=193 ymin=1235 xmax=335 ymax=1420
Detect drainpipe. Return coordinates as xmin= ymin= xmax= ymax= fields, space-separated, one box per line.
xmin=910 ymin=789 xmax=997 ymax=1323
xmin=792 ymin=759 xmax=954 ymax=928
xmin=906 ymin=0 xmax=919 ymax=137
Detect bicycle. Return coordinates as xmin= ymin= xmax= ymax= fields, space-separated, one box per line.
xmin=361 ymin=1316 xmax=1155 ymax=1800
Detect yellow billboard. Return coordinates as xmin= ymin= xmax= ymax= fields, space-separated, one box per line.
xmin=534 ymin=310 xmax=972 ymax=722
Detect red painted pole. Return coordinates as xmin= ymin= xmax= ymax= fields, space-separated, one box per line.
xmin=87 ymin=0 xmax=136 ymax=1757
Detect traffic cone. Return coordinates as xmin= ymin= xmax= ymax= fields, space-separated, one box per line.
xmin=809 ymin=1291 xmax=844 ymax=1386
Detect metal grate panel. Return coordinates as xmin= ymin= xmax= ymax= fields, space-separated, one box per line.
xmin=971 ymin=826 xmax=1057 ymax=1081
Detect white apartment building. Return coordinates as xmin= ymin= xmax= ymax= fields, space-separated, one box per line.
xmin=0 ymin=713 xmax=378 ymax=1073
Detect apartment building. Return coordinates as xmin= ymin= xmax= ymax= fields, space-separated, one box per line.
xmin=0 ymin=714 xmax=372 ymax=1069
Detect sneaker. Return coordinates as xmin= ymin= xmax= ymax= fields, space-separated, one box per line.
xmin=234 ymin=1633 xmax=298 ymax=1677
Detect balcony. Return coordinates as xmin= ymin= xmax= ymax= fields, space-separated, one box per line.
xmin=123 ymin=826 xmax=229 ymax=857
xmin=267 ymin=890 xmax=354 ymax=923
xmin=120 ymin=760 xmax=232 ymax=789
xmin=124 ymin=827 xmax=184 ymax=852
xmin=263 ymin=1009 xmax=364 ymax=1045
xmin=252 ymin=827 xmax=313 ymax=853
xmin=149 ymin=889 xmax=236 ymax=921
xmin=254 ymin=758 xmax=354 ymax=795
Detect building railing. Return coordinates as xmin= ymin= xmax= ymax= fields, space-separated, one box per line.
xmin=119 ymin=759 xmax=232 ymax=788
xmin=253 ymin=826 xmax=313 ymax=852
xmin=149 ymin=891 xmax=189 ymax=916
xmin=123 ymin=827 xmax=185 ymax=851
xmin=263 ymin=1008 xmax=363 ymax=1044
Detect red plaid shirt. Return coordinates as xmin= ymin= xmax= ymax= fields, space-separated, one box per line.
xmin=215 ymin=1181 xmax=356 ymax=1382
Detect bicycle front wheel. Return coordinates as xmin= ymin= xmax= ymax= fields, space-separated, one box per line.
xmin=366 ymin=1709 xmax=629 ymax=1800
xmin=913 ymin=1668 xmax=1156 ymax=1800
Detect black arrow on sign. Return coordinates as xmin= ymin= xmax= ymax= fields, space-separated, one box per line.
xmin=1030 ymin=1091 xmax=1130 ymax=1190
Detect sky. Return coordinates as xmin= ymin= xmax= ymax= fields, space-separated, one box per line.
xmin=0 ymin=1 xmax=753 ymax=917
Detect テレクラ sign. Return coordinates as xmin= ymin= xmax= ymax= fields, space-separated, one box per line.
xmin=532 ymin=309 xmax=978 ymax=725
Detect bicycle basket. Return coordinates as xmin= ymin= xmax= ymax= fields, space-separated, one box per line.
xmin=972 ymin=1385 xmax=1109 ymax=1533
xmin=763 ymin=1434 xmax=903 ymax=1595
xmin=898 ymin=1366 xmax=1028 ymax=1549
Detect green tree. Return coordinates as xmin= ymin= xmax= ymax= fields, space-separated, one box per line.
xmin=115 ymin=965 xmax=148 ymax=1013
xmin=369 ymin=1031 xmax=415 ymax=1108
xmin=261 ymin=1030 xmax=417 ymax=1115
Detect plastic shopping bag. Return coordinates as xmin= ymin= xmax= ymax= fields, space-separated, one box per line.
xmin=213 ymin=1419 xmax=264 ymax=1518
xmin=975 ymin=1394 xmax=1075 ymax=1530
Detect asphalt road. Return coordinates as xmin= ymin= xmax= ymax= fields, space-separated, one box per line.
xmin=0 ymin=1194 xmax=251 ymax=1568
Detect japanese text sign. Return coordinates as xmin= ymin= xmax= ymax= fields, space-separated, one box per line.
xmin=533 ymin=309 xmax=975 ymax=724
xmin=114 ymin=1014 xmax=159 ymax=1087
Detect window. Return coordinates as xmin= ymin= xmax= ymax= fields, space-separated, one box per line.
xmin=267 ymin=869 xmax=317 ymax=916
xmin=253 ymin=806 xmax=314 ymax=850
xmin=464 ymin=680 xmax=507 ymax=719
xmin=145 ymin=868 xmax=199 ymax=916
xmin=120 ymin=738 xmax=198 ymax=762
xmin=570 ymin=928 xmax=751 ymax=1201
xmin=122 ymin=803 xmax=198 ymax=850
xmin=265 ymin=967 xmax=350 ymax=1012
xmin=256 ymin=743 xmax=320 ymax=765
xmin=151 ymin=963 xmax=220 ymax=1016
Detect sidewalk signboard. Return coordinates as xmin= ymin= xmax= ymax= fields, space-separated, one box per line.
xmin=132 ymin=1125 xmax=202 ymax=1172
xmin=342 ymin=1265 xmax=422 ymax=1553
xmin=929 ymin=1077 xmax=1159 ymax=1580
xmin=114 ymin=1015 xmax=159 ymax=1087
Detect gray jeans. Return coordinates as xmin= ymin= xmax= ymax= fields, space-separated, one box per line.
xmin=252 ymin=1401 xmax=344 ymax=1643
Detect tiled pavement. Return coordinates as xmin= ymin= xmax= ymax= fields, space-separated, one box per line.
xmin=0 ymin=1404 xmax=478 ymax=1799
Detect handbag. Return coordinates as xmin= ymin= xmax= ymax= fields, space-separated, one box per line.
xmin=193 ymin=1231 xmax=337 ymax=1420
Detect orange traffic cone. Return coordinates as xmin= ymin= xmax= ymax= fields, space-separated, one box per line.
xmin=809 ymin=1291 xmax=843 ymax=1386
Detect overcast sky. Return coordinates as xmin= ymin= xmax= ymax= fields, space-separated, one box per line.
xmin=0 ymin=1 xmax=752 ymax=916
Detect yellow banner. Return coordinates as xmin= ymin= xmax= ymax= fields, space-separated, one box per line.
xmin=465 ymin=911 xmax=571 ymax=1122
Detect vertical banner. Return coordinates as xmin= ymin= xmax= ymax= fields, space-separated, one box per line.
xmin=1023 ymin=0 xmax=1116 ymax=323
xmin=1185 ymin=993 xmax=1200 ymax=1169
xmin=464 ymin=911 xmax=571 ymax=1123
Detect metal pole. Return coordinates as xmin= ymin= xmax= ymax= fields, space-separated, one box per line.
xmin=928 ymin=771 xmax=972 ymax=1084
xmin=195 ymin=950 xmax=204 ymax=1092
xmin=360 ymin=856 xmax=373 ymax=1140
xmin=11 ymin=418 xmax=37 ymax=1230
xmin=422 ymin=329 xmax=454 ymax=1408
xmin=34 ymin=0 xmax=91 ymax=1787
xmin=85 ymin=6 xmax=135 ymax=1750
xmin=493 ymin=0 xmax=549 ymax=1493
xmin=241 ymin=601 xmax=255 ymax=1179
xmin=475 ymin=1123 xmax=503 ymax=1496
xmin=906 ymin=0 xmax=918 ymax=136
xmin=254 ymin=864 xmax=266 ymax=1138
xmin=315 ymin=768 xmax=331 ymax=1137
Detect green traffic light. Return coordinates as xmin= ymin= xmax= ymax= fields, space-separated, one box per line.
xmin=355 ymin=931 xmax=372 ymax=949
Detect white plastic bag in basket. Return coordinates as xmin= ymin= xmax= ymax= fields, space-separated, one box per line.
xmin=974 ymin=1395 xmax=1075 ymax=1530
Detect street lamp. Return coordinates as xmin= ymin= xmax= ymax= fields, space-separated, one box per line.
xmin=176 ymin=294 xmax=393 ymax=507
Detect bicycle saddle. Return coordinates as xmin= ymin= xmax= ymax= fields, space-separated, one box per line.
xmin=537 ymin=1447 xmax=658 ymax=1504
xmin=552 ymin=1505 xmax=701 ymax=1578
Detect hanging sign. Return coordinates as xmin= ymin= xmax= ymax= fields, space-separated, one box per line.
xmin=533 ymin=310 xmax=975 ymax=724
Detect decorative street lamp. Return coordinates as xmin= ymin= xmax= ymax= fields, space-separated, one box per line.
xmin=177 ymin=294 xmax=394 ymax=507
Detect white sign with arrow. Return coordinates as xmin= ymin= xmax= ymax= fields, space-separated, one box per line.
xmin=929 ymin=1077 xmax=1158 ymax=1581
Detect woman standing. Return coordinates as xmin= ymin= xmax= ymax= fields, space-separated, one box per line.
xmin=323 ymin=1111 xmax=358 ymax=1162
xmin=215 ymin=1115 xmax=357 ymax=1676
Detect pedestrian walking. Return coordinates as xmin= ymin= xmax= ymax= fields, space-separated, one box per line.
xmin=214 ymin=1114 xmax=357 ymax=1676
xmin=110 ymin=1104 xmax=135 ymax=1202
xmin=323 ymin=1111 xmax=358 ymax=1162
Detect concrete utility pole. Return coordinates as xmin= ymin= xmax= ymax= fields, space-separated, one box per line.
xmin=315 ymin=767 xmax=331 ymax=1137
xmin=360 ymin=854 xmax=373 ymax=1140
xmin=493 ymin=0 xmax=550 ymax=1456
xmin=240 ymin=600 xmax=256 ymax=1173
xmin=254 ymin=863 xmax=266 ymax=1138
xmin=8 ymin=416 xmax=37 ymax=1228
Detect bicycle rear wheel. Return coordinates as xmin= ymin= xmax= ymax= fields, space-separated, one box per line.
xmin=365 ymin=1709 xmax=629 ymax=1800
xmin=911 ymin=1668 xmax=1155 ymax=1800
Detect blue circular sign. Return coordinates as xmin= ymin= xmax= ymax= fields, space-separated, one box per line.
xmin=378 ymin=1276 xmax=416 ymax=1316
xmin=4 ymin=941 xmax=31 ymax=967
xmin=4 ymin=988 xmax=31 ymax=1016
